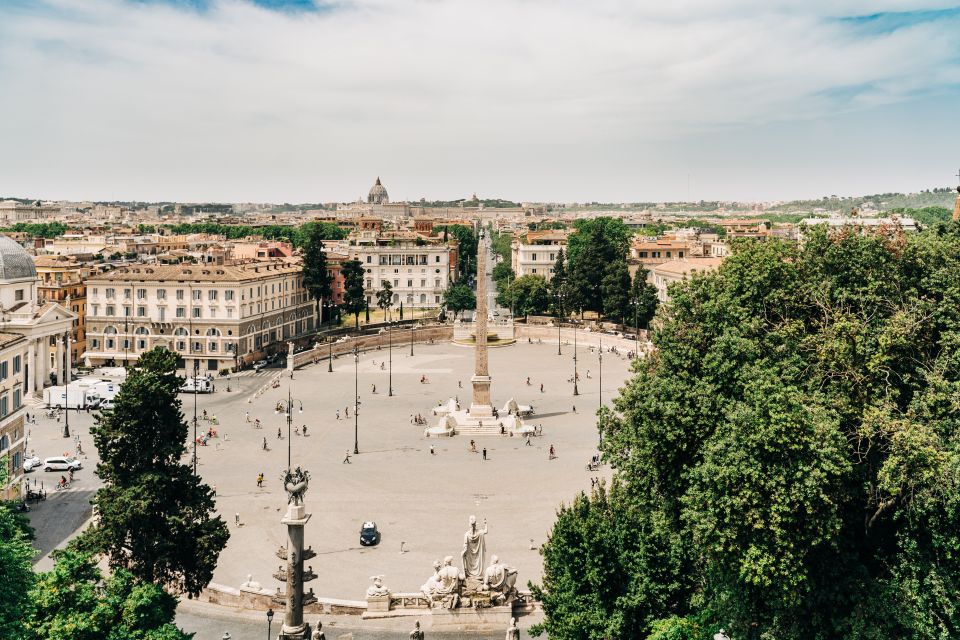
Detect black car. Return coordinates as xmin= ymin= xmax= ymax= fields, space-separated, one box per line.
xmin=360 ymin=521 xmax=380 ymax=546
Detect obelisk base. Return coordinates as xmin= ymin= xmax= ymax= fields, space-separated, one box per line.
xmin=278 ymin=623 xmax=311 ymax=640
xmin=470 ymin=375 xmax=493 ymax=417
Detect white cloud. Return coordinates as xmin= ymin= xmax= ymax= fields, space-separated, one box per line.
xmin=0 ymin=0 xmax=957 ymax=201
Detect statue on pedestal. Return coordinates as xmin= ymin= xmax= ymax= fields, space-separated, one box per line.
xmin=505 ymin=617 xmax=520 ymax=640
xmin=420 ymin=560 xmax=442 ymax=599
xmin=430 ymin=556 xmax=462 ymax=609
xmin=283 ymin=467 xmax=310 ymax=504
xmin=461 ymin=515 xmax=488 ymax=586
xmin=409 ymin=620 xmax=425 ymax=640
xmin=482 ymin=555 xmax=518 ymax=604
xmin=366 ymin=575 xmax=389 ymax=597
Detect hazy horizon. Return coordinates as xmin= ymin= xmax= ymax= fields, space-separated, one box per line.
xmin=1 ymin=1 xmax=958 ymax=203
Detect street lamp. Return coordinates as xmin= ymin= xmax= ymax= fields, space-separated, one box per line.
xmin=192 ymin=358 xmax=199 ymax=475
xmin=409 ymin=317 xmax=414 ymax=357
xmin=266 ymin=608 xmax=274 ymax=640
xmin=573 ymin=313 xmax=579 ymax=396
xmin=353 ymin=345 xmax=360 ymax=455
xmin=275 ymin=388 xmax=303 ymax=471
xmin=62 ymin=333 xmax=70 ymax=439
xmin=557 ymin=291 xmax=564 ymax=356
xmin=388 ymin=316 xmax=393 ymax=396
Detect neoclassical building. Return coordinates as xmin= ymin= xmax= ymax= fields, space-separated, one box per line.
xmin=0 ymin=237 xmax=76 ymax=396
xmin=367 ymin=176 xmax=389 ymax=204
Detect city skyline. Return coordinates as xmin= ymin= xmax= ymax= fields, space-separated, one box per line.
xmin=1 ymin=0 xmax=958 ymax=203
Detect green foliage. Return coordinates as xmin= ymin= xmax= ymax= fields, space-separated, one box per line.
xmin=601 ymin=259 xmax=632 ymax=322
xmin=0 ymin=460 xmax=35 ymax=639
xmin=436 ymin=225 xmax=478 ymax=278
xmin=889 ymin=206 xmax=953 ymax=226
xmin=164 ymin=221 xmax=345 ymax=247
xmin=646 ymin=617 xmax=703 ymax=640
xmin=78 ymin=348 xmax=228 ymax=597
xmin=565 ymin=218 xmax=632 ymax=314
xmin=539 ymin=224 xmax=960 ymax=639
xmin=492 ymin=261 xmax=514 ymax=293
xmin=630 ymin=266 xmax=658 ymax=329
xmin=24 ymin=549 xmax=190 ymax=640
xmin=0 ymin=222 xmax=67 ymax=238
xmin=490 ymin=231 xmax=513 ymax=262
xmin=550 ymin=248 xmax=567 ymax=317
xmin=340 ymin=259 xmax=366 ymax=329
xmin=442 ymin=282 xmax=476 ymax=319
xmin=301 ymin=223 xmax=332 ymax=321
xmin=376 ymin=280 xmax=394 ymax=318
xmin=497 ymin=275 xmax=551 ymax=317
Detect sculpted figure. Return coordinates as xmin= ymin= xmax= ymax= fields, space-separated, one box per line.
xmin=483 ymin=555 xmax=518 ymax=595
xmin=505 ymin=617 xmax=520 ymax=640
xmin=409 ymin=620 xmax=425 ymax=640
xmin=420 ymin=559 xmax=443 ymax=598
xmin=366 ymin=575 xmax=389 ymax=597
xmin=283 ymin=466 xmax=310 ymax=504
xmin=461 ymin=515 xmax=488 ymax=579
xmin=435 ymin=556 xmax=462 ymax=609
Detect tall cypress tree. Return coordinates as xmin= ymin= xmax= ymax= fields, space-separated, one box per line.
xmin=301 ymin=224 xmax=332 ymax=325
xmin=341 ymin=259 xmax=366 ymax=330
xmin=77 ymin=348 xmax=229 ymax=597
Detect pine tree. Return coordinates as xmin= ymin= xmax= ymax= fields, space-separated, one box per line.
xmin=601 ymin=259 xmax=632 ymax=323
xmin=630 ymin=265 xmax=658 ymax=329
xmin=341 ymin=259 xmax=366 ymax=330
xmin=77 ymin=348 xmax=229 ymax=597
xmin=301 ymin=224 xmax=332 ymax=324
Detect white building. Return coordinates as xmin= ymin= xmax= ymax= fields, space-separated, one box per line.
xmin=0 ymin=332 xmax=29 ymax=500
xmin=83 ymin=259 xmax=315 ymax=373
xmin=347 ymin=233 xmax=458 ymax=308
xmin=0 ymin=200 xmax=60 ymax=224
xmin=511 ymin=231 xmax=568 ymax=280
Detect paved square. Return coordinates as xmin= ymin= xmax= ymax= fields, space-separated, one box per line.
xmin=26 ymin=339 xmax=632 ymax=602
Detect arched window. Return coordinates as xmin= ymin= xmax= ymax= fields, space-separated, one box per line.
xmin=104 ymin=326 xmax=118 ymax=335
xmin=0 ymin=435 xmax=8 ymax=450
xmin=205 ymin=328 xmax=221 ymax=337
xmin=174 ymin=327 xmax=188 ymax=337
xmin=134 ymin=327 xmax=149 ymax=336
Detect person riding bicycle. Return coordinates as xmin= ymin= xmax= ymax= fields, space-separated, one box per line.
xmin=58 ymin=475 xmax=67 ymax=489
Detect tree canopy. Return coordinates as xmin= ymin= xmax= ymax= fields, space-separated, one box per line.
xmin=497 ymin=274 xmax=551 ymax=317
xmin=78 ymin=347 xmax=228 ymax=597
xmin=340 ymin=259 xmax=366 ymax=329
xmin=442 ymin=282 xmax=476 ymax=319
xmin=564 ymin=218 xmax=633 ymax=315
xmin=301 ymin=223 xmax=332 ymax=322
xmin=437 ymin=225 xmax=478 ymax=279
xmin=535 ymin=223 xmax=960 ymax=639
xmin=0 ymin=461 xmax=35 ymax=638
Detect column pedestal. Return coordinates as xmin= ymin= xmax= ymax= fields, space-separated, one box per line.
xmin=279 ymin=502 xmax=312 ymax=640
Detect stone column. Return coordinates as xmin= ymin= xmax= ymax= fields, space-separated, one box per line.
xmin=280 ymin=501 xmax=311 ymax=639
xmin=26 ymin=341 xmax=35 ymax=396
xmin=54 ymin=335 xmax=64 ymax=386
xmin=65 ymin=334 xmax=72 ymax=385
xmin=470 ymin=229 xmax=492 ymax=416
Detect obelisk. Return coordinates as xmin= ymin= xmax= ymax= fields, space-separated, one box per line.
xmin=470 ymin=229 xmax=493 ymax=417
xmin=279 ymin=469 xmax=312 ymax=640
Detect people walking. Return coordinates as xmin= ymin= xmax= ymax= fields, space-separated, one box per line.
xmin=525 ymin=434 xmax=532 ymax=446
xmin=540 ymin=383 xmax=544 ymax=393
xmin=262 ymin=437 xmax=267 ymax=450
xmin=343 ymin=450 xmax=352 ymax=464
xmin=245 ymin=411 xmax=250 ymax=422
xmin=430 ymin=444 xmax=435 ymax=455
xmin=257 ymin=472 xmax=264 ymax=488
xmin=482 ymin=447 xmax=487 ymax=460
xmin=549 ymin=444 xmax=556 ymax=460
xmin=277 ymin=427 xmax=282 ymax=439
xmin=336 ymin=409 xmax=340 ymax=420
xmin=302 ymin=425 xmax=308 ymax=437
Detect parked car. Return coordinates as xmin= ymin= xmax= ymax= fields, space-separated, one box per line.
xmin=43 ymin=457 xmax=82 ymax=472
xmin=253 ymin=360 xmax=268 ymax=372
xmin=22 ymin=456 xmax=41 ymax=472
xmin=359 ymin=521 xmax=380 ymax=546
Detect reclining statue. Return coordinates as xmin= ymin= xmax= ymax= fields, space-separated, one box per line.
xmin=481 ymin=555 xmax=518 ymax=604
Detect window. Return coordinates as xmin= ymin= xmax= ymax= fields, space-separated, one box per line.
xmin=0 ymin=361 xmax=7 ymax=380
xmin=106 ymin=306 xmax=115 ymax=316
xmin=176 ymin=307 xmax=186 ymax=318
xmin=366 ymin=256 xmax=372 ymax=263
xmin=138 ymin=339 xmax=146 ymax=349
xmin=435 ymin=279 xmax=441 ymax=287
xmin=107 ymin=339 xmax=115 ymax=349
xmin=12 ymin=355 xmax=20 ymax=374
xmin=225 ymin=290 xmax=234 ymax=301
xmin=157 ymin=289 xmax=167 ymax=300
xmin=92 ymin=339 xmax=100 ymax=348
xmin=420 ymin=279 xmax=426 ymax=287
xmin=208 ymin=290 xmax=218 ymax=301
xmin=137 ymin=307 xmax=146 ymax=317
xmin=531 ymin=253 xmax=537 ymax=261
xmin=176 ymin=289 xmax=184 ymax=300
xmin=209 ymin=342 xmax=217 ymax=352
xmin=407 ymin=280 xmax=413 ymax=287
xmin=13 ymin=388 xmax=20 ymax=410
xmin=193 ymin=290 xmax=202 ymax=301
xmin=106 ymin=288 xmax=115 ymax=298
xmin=136 ymin=288 xmax=147 ymax=299
xmin=14 ymin=289 xmax=23 ymax=301
xmin=177 ymin=341 xmax=186 ymax=351
xmin=435 ymin=256 xmax=440 ymax=262
xmin=192 ymin=308 xmax=201 ymax=318
xmin=124 ymin=289 xmax=131 ymax=299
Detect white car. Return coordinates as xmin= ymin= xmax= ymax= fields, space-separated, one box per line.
xmin=253 ymin=360 xmax=268 ymax=371
xmin=43 ymin=456 xmax=82 ymax=472
xmin=22 ymin=456 xmax=41 ymax=472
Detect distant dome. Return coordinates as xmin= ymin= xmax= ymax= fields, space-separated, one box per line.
xmin=0 ymin=236 xmax=36 ymax=282
xmin=368 ymin=177 xmax=389 ymax=205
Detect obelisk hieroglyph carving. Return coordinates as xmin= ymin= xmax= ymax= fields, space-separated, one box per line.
xmin=470 ymin=229 xmax=493 ymax=417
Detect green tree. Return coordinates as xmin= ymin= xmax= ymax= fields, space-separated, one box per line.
xmin=601 ymin=259 xmax=632 ymax=323
xmin=564 ymin=218 xmax=632 ymax=314
xmin=630 ymin=265 xmax=658 ymax=329
xmin=376 ymin=280 xmax=394 ymax=321
xmin=77 ymin=348 xmax=228 ymax=597
xmin=25 ymin=549 xmax=190 ymax=640
xmin=536 ymin=225 xmax=960 ymax=639
xmin=438 ymin=225 xmax=478 ymax=279
xmin=442 ymin=282 xmax=476 ymax=320
xmin=492 ymin=261 xmax=514 ymax=290
xmin=497 ymin=275 xmax=551 ymax=317
xmin=301 ymin=223 xmax=332 ymax=324
xmin=550 ymin=248 xmax=568 ymax=317
xmin=0 ymin=460 xmax=35 ymax=639
xmin=340 ymin=259 xmax=366 ymax=330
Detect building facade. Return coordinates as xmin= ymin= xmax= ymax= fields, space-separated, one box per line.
xmin=511 ymin=231 xmax=568 ymax=280
xmin=0 ymin=333 xmax=29 ymax=500
xmin=346 ymin=233 xmax=458 ymax=308
xmin=83 ymin=259 xmax=315 ymax=372
xmin=35 ymin=255 xmax=102 ymax=365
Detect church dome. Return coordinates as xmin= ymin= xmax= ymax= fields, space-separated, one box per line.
xmin=0 ymin=235 xmax=37 ymax=282
xmin=368 ymin=177 xmax=390 ymax=205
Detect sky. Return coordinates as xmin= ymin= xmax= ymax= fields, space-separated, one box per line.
xmin=0 ymin=0 xmax=958 ymax=204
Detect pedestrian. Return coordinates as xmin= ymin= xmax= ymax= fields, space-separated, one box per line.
xmin=336 ymin=409 xmax=340 ymax=420
xmin=294 ymin=425 xmax=301 ymax=436
xmin=458 ymin=380 xmax=462 ymax=388
xmin=482 ymin=447 xmax=487 ymax=460
xmin=572 ymin=405 xmax=576 ymax=413
xmin=25 ymin=412 xmax=29 ymax=423
xmin=430 ymin=444 xmax=435 ymax=455
xmin=245 ymin=411 xmax=250 ymax=422
xmin=470 ymin=439 xmax=477 ymax=453
xmin=257 ymin=472 xmax=264 ymax=487
xmin=277 ymin=427 xmax=282 ymax=439
xmin=540 ymin=383 xmax=544 ymax=393
xmin=345 ymin=406 xmax=350 ymax=418
xmin=302 ymin=425 xmax=308 ymax=437
xmin=234 ymin=512 xmax=240 ymax=525
xmin=262 ymin=437 xmax=267 ymax=450
xmin=525 ymin=434 xmax=532 ymax=446
xmin=549 ymin=444 xmax=556 ymax=460
xmin=343 ymin=450 xmax=352 ymax=464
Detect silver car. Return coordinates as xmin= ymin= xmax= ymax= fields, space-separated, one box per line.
xmin=43 ymin=456 xmax=82 ymax=472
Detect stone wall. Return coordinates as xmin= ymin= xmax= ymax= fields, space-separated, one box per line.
xmin=290 ymin=325 xmax=454 ymax=370
xmin=515 ymin=324 xmax=648 ymax=354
